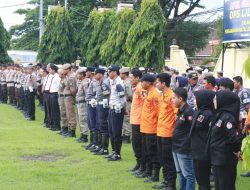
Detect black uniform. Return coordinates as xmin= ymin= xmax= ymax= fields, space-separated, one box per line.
xmin=209 ymin=90 xmax=243 ymax=190
xmin=190 ymin=90 xmax=215 ymax=190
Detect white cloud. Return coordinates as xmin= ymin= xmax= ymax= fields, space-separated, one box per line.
xmin=0 ymin=0 xmax=34 ymax=30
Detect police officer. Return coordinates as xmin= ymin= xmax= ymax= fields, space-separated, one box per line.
xmin=62 ymin=63 xmax=77 ymax=137
xmin=25 ymin=64 xmax=37 ymax=120
xmin=209 ymin=90 xmax=243 ymax=190
xmin=0 ymin=65 xmax=8 ymax=103
xmin=75 ymin=68 xmax=89 ymax=143
xmin=92 ymin=68 xmax=110 ymax=155
xmin=105 ymin=65 xmax=126 ymax=161
xmin=190 ymin=89 xmax=215 ymax=190
xmin=57 ymin=68 xmax=68 ymax=135
xmin=85 ymin=66 xmax=99 ymax=150
xmin=120 ymin=67 xmax=133 ymax=144
xmin=187 ymin=72 xmax=200 ymax=109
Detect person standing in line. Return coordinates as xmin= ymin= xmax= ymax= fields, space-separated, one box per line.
xmin=136 ymin=74 xmax=161 ymax=183
xmin=190 ymin=89 xmax=215 ymax=190
xmin=42 ymin=64 xmax=52 ymax=128
xmin=153 ymin=73 xmax=177 ymax=190
xmin=48 ymin=64 xmax=61 ymax=131
xmin=62 ymin=63 xmax=77 ymax=137
xmin=187 ymin=72 xmax=200 ymax=109
xmin=209 ymin=90 xmax=243 ymax=190
xmin=93 ymin=68 xmax=110 ymax=155
xmin=129 ymin=69 xmax=144 ymax=173
xmin=75 ymin=68 xmax=89 ymax=143
xmin=105 ymin=65 xmax=126 ymax=161
xmin=25 ymin=64 xmax=37 ymax=121
xmin=120 ymin=67 xmax=133 ymax=144
xmin=172 ymin=87 xmax=196 ymax=190
xmin=57 ymin=68 xmax=68 ymax=136
xmin=84 ymin=66 xmax=99 ymax=150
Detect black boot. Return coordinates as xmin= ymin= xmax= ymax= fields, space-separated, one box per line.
xmin=105 ymin=137 xmax=115 ymax=159
xmin=58 ymin=127 xmax=68 ymax=135
xmin=77 ymin=133 xmax=88 ymax=143
xmin=95 ymin=133 xmax=109 ymax=155
xmin=89 ymin=131 xmax=98 ymax=151
xmin=107 ymin=140 xmax=122 ymax=161
xmin=129 ymin=162 xmax=140 ymax=172
xmin=135 ymin=163 xmax=152 ymax=178
xmin=64 ymin=130 xmax=76 ymax=138
xmin=133 ymin=163 xmax=146 ymax=176
xmin=152 ymin=180 xmax=168 ymax=189
xmin=144 ymin=168 xmax=160 ymax=183
xmin=92 ymin=132 xmax=102 ymax=153
xmin=84 ymin=132 xmax=93 ymax=150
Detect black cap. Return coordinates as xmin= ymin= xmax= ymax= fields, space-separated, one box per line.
xmin=86 ymin=66 xmax=95 ymax=72
xmin=108 ymin=65 xmax=120 ymax=72
xmin=95 ymin=68 xmax=106 ymax=75
xmin=188 ymin=72 xmax=198 ymax=79
xmin=141 ymin=74 xmax=156 ymax=83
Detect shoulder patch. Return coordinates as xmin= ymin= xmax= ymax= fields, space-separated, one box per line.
xmin=216 ymin=120 xmax=222 ymax=128
xmin=243 ymin=92 xmax=248 ymax=98
xmin=197 ymin=115 xmax=205 ymax=123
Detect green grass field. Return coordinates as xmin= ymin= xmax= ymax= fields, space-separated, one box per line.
xmin=0 ymin=103 xmax=249 ymax=190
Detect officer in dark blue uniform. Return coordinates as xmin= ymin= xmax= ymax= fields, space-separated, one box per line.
xmin=85 ymin=66 xmax=98 ymax=150
xmin=92 ymin=68 xmax=110 ymax=155
xmin=105 ymin=65 xmax=126 ymax=161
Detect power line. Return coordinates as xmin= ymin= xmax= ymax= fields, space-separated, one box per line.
xmin=0 ymin=3 xmax=28 ymax=9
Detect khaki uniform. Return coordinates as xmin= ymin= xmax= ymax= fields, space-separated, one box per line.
xmin=63 ymin=73 xmax=77 ymax=130
xmin=76 ymin=78 xmax=90 ymax=135
xmin=122 ymin=77 xmax=133 ymax=136
xmin=58 ymin=78 xmax=68 ymax=129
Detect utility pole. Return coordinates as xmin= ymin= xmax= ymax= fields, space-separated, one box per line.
xmin=39 ymin=0 xmax=44 ymax=43
xmin=65 ymin=0 xmax=68 ymax=9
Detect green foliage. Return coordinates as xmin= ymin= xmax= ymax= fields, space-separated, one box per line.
xmin=100 ymin=9 xmax=135 ymax=66
xmin=37 ymin=7 xmax=75 ymax=64
xmin=244 ymin=48 xmax=250 ymax=79
xmin=126 ymin=0 xmax=166 ymax=69
xmin=85 ymin=9 xmax=116 ymax=66
xmin=165 ymin=20 xmax=209 ymax=56
xmin=0 ymin=17 xmax=12 ymax=63
xmin=242 ymin=135 xmax=250 ymax=170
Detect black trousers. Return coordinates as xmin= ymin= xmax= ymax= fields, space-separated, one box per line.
xmin=213 ymin=156 xmax=238 ymax=190
xmin=157 ymin=137 xmax=176 ymax=184
xmin=49 ymin=93 xmax=60 ymax=129
xmin=143 ymin=133 xmax=160 ymax=169
xmin=193 ymin=159 xmax=211 ymax=190
xmin=27 ymin=91 xmax=35 ymax=120
xmin=43 ymin=91 xmax=51 ymax=125
xmin=132 ymin=125 xmax=144 ymax=164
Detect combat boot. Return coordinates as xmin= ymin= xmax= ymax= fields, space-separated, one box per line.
xmin=64 ymin=130 xmax=76 ymax=138
xmin=91 ymin=132 xmax=102 ymax=153
xmin=133 ymin=163 xmax=146 ymax=176
xmin=89 ymin=131 xmax=98 ymax=151
xmin=95 ymin=134 xmax=109 ymax=155
xmin=77 ymin=133 xmax=88 ymax=143
xmin=85 ymin=132 xmax=93 ymax=150
xmin=144 ymin=168 xmax=160 ymax=183
xmin=58 ymin=127 xmax=68 ymax=135
xmin=135 ymin=163 xmax=152 ymax=178
xmin=123 ymin=135 xmax=131 ymax=144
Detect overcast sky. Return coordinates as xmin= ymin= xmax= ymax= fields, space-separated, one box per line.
xmin=0 ymin=0 xmax=224 ymax=30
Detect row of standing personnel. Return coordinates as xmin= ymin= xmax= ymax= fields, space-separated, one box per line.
xmin=0 ymin=63 xmax=248 ymax=190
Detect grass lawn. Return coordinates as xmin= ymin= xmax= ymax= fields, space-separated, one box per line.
xmin=0 ymin=103 xmax=249 ymax=190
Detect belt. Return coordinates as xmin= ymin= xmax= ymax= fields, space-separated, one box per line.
xmin=63 ymin=94 xmax=73 ymax=97
xmin=76 ymin=100 xmax=86 ymax=104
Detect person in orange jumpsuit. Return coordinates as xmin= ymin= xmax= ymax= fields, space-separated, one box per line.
xmin=129 ymin=69 xmax=144 ymax=173
xmin=152 ymin=73 xmax=177 ymax=190
xmin=135 ymin=74 xmax=161 ymax=183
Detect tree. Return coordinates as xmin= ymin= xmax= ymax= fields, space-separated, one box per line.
xmin=100 ymin=9 xmax=135 ymax=66
xmin=85 ymin=9 xmax=116 ymax=66
xmin=165 ymin=20 xmax=209 ymax=56
xmin=37 ymin=7 xmax=75 ymax=64
xmin=126 ymin=0 xmax=166 ymax=69
xmin=0 ymin=17 xmax=12 ymax=63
